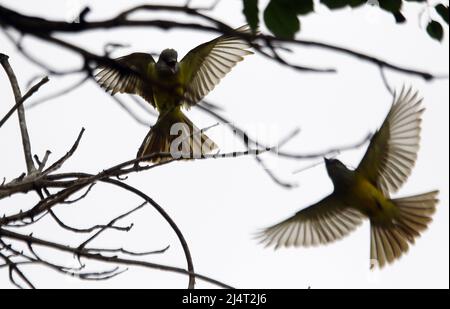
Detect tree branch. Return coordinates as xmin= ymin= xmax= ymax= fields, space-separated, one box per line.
xmin=0 ymin=75 xmax=49 ymax=128
xmin=1 ymin=4 xmax=445 ymax=79
xmin=0 ymin=251 xmax=35 ymax=289
xmin=0 ymin=53 xmax=39 ymax=174
xmin=0 ymin=228 xmax=233 ymax=289
xmin=76 ymin=202 xmax=146 ymax=251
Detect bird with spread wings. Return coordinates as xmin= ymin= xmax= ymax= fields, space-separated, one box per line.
xmin=258 ymin=87 xmax=439 ymax=269
xmin=95 ymin=26 xmax=254 ymax=162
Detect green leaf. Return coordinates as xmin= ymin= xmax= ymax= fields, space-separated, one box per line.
xmin=321 ymin=0 xmax=349 ymax=9
xmin=348 ymin=0 xmax=368 ymax=8
xmin=379 ymin=0 xmax=402 ymax=13
xmin=435 ymin=4 xmax=449 ymax=25
xmin=321 ymin=0 xmax=366 ymax=10
xmin=264 ymin=0 xmax=300 ymax=39
xmin=426 ymin=20 xmax=444 ymax=42
xmin=243 ymin=0 xmax=259 ymax=31
xmin=292 ymin=0 xmax=314 ymax=15
xmin=393 ymin=11 xmax=406 ymax=23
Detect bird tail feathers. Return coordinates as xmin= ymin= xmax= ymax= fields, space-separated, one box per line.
xmin=370 ymin=191 xmax=439 ymax=269
xmin=137 ymin=109 xmax=217 ymax=163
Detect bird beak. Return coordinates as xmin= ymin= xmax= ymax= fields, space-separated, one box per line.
xmin=168 ymin=60 xmax=177 ymax=74
xmin=324 ymin=157 xmax=331 ymax=165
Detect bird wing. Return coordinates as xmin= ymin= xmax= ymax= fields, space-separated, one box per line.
xmin=258 ymin=194 xmax=364 ymax=249
xmin=179 ymin=25 xmax=254 ymax=107
xmin=356 ymin=87 xmax=424 ymax=196
xmin=95 ymin=53 xmax=156 ymax=107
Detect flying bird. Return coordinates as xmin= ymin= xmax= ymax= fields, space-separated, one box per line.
xmin=258 ymin=87 xmax=439 ymax=269
xmin=95 ymin=26 xmax=254 ymax=162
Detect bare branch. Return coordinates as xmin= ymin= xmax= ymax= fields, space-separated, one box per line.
xmin=3 ymin=239 xmax=128 ymax=283
xmin=35 ymin=150 xmax=52 ymax=172
xmin=0 ymin=228 xmax=234 ymax=289
xmin=109 ymin=93 xmax=152 ymax=127
xmin=99 ymin=179 xmax=197 ymax=289
xmin=0 ymin=251 xmax=35 ymax=289
xmin=0 ymin=76 xmax=49 ymax=128
xmin=42 ymin=128 xmax=85 ymax=175
xmin=0 ymin=53 xmax=39 ymax=174
xmin=86 ymin=245 xmax=170 ymax=257
xmin=261 ymin=40 xmax=336 ymax=73
xmin=4 ymin=212 xmax=50 ymax=228
xmin=266 ymin=35 xmax=447 ymax=81
xmin=26 ymin=75 xmax=89 ymax=110
xmin=49 ymin=208 xmax=131 ymax=233
xmin=60 ymin=183 xmax=95 ymax=204
xmin=1 ymin=29 xmax=82 ymax=76
xmin=1 ymin=131 xmax=368 ymax=205
xmin=198 ymin=102 xmax=372 ymax=160
xmin=0 ymin=129 xmax=84 ymax=200
xmin=1 ymin=3 xmax=443 ymax=290
xmin=379 ymin=65 xmax=394 ymax=96
xmin=77 ymin=202 xmax=146 ymax=250
xmin=1 ymin=4 xmax=445 ymax=80
xmin=128 ymin=95 xmax=158 ymax=117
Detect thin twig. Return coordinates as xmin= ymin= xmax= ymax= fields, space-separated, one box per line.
xmin=1 ymin=135 xmax=369 ymax=204
xmin=42 ymin=128 xmax=85 ymax=175
xmin=128 ymin=95 xmax=158 ymax=117
xmin=86 ymin=245 xmax=170 ymax=256
xmin=0 ymin=53 xmax=39 ymax=174
xmin=0 ymin=76 xmax=49 ymax=128
xmin=36 ymin=150 xmax=52 ymax=172
xmin=77 ymin=202 xmax=146 ymax=250
xmin=60 ymin=183 xmax=95 ymax=204
xmin=0 ymin=228 xmax=234 ymax=289
xmin=100 ymin=179 xmax=197 ymax=289
xmin=1 ymin=4 xmax=445 ymax=79
xmin=1 ymin=29 xmax=82 ymax=76
xmin=110 ymin=94 xmax=151 ymax=126
xmin=26 ymin=75 xmax=89 ymax=109
xmin=379 ymin=65 xmax=394 ymax=95
xmin=5 ymin=240 xmax=128 ymax=282
xmin=0 ymin=251 xmax=35 ymax=289
xmin=49 ymin=208 xmax=131 ymax=233
xmin=4 ymin=211 xmax=50 ymax=228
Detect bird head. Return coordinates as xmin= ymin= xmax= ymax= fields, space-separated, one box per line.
xmin=157 ymin=49 xmax=179 ymax=75
xmin=324 ymin=158 xmax=353 ymax=187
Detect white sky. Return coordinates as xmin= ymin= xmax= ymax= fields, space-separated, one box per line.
xmin=0 ymin=0 xmax=448 ymax=289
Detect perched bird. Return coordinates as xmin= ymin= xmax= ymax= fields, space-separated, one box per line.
xmin=258 ymin=87 xmax=439 ymax=269
xmin=95 ymin=26 xmax=253 ymax=162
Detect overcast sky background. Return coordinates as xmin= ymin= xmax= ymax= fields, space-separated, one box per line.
xmin=0 ymin=0 xmax=448 ymax=289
